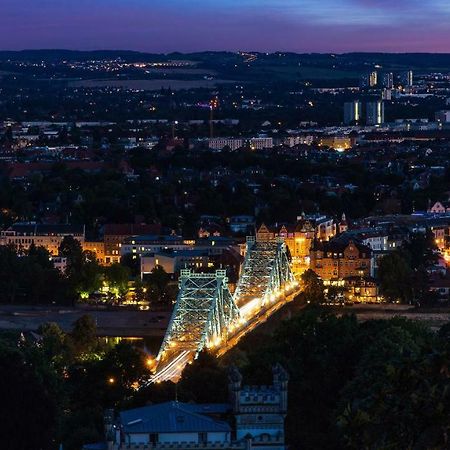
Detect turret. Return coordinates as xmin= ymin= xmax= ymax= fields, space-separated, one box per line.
xmin=272 ymin=364 xmax=289 ymax=414
xmin=338 ymin=212 xmax=348 ymax=234
xmin=228 ymin=365 xmax=243 ymax=412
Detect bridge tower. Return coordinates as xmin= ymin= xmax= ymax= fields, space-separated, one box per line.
xmin=154 ymin=269 xmax=240 ymax=380
xmin=233 ymin=236 xmax=295 ymax=312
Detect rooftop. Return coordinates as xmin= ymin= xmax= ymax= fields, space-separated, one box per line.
xmin=119 ymin=401 xmax=231 ymax=434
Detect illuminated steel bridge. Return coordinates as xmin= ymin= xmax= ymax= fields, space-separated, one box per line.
xmin=151 ymin=238 xmax=298 ymax=383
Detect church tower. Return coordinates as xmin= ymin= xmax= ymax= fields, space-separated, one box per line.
xmin=338 ymin=213 xmax=348 ymax=234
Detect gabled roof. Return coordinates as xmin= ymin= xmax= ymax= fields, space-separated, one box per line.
xmin=119 ymin=401 xmax=231 ymax=434
xmin=311 ymin=236 xmax=371 ymax=255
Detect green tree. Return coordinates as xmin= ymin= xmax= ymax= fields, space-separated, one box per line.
xmin=178 ymin=351 xmax=228 ymax=403
xmin=70 ymin=315 xmax=98 ymax=357
xmin=146 ymin=265 xmax=171 ymax=304
xmin=301 ymin=269 xmax=325 ymax=304
xmin=103 ymin=263 xmax=130 ymax=298
xmin=0 ymin=339 xmax=59 ymax=450
xmin=378 ymin=251 xmax=413 ymax=303
xmin=120 ymin=253 xmax=140 ymax=277
xmin=39 ymin=322 xmax=73 ymax=369
xmin=60 ymin=237 xmax=102 ymax=299
xmin=404 ymin=231 xmax=438 ymax=270
xmin=336 ymin=322 xmax=446 ymax=450
xmin=59 ymin=235 xmax=84 ymax=270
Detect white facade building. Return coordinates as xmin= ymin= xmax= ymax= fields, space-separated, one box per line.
xmin=208 ymin=138 xmax=244 ymax=151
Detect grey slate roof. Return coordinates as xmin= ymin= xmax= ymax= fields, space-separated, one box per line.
xmin=120 ymin=401 xmax=231 ymax=434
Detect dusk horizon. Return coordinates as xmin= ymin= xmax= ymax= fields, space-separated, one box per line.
xmin=3 ymin=0 xmax=450 ymax=53
xmin=5 ymin=48 xmax=450 ymax=55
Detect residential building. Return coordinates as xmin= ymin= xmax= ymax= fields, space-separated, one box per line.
xmin=249 ymin=137 xmax=273 ymax=150
xmin=344 ymin=277 xmax=380 ymax=303
xmin=383 ymin=72 xmax=394 ymax=89
xmin=435 ymin=110 xmax=450 ymax=124
xmin=82 ymin=241 xmax=106 ymax=264
xmin=429 ymin=277 xmax=450 ymax=301
xmin=121 ymin=235 xmax=235 ymax=259
xmin=403 ymin=70 xmax=414 ymax=87
xmin=319 ymin=136 xmax=353 ymax=151
xmin=103 ymin=223 xmax=161 ymax=264
xmin=428 ymin=201 xmax=450 ymax=214
xmin=366 ymin=101 xmax=385 ymax=126
xmin=430 ymin=224 xmax=447 ymax=251
xmin=344 ymin=101 xmax=362 ymax=125
xmin=361 ymin=71 xmax=377 ymax=88
xmin=229 ymin=215 xmax=255 ymax=234
xmin=310 ymin=238 xmax=372 ymax=281
xmin=120 ymin=234 xmax=187 ymax=258
xmin=283 ymin=135 xmax=314 ymax=147
xmin=141 ymin=249 xmax=213 ymax=276
xmin=382 ymin=88 xmax=392 ymax=101
xmin=256 ymin=215 xmax=336 ymax=275
xmin=208 ymin=138 xmax=244 ymax=151
xmin=51 ymin=256 xmax=68 ymax=273
xmin=0 ymin=223 xmax=85 ymax=255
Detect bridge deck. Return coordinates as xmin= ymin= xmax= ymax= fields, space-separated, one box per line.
xmin=150 ymin=239 xmax=296 ymax=383
xmin=234 ymin=241 xmax=278 ymax=308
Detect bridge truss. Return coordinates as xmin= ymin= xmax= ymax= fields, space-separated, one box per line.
xmin=153 ymin=269 xmax=240 ymax=381
xmin=234 ymin=237 xmax=295 ymax=313
xmin=151 ymin=238 xmax=297 ymax=383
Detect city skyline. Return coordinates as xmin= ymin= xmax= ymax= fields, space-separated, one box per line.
xmin=2 ymin=0 xmax=450 ymax=53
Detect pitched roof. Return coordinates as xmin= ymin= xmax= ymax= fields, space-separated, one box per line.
xmin=119 ymin=401 xmax=231 ymax=434
xmin=103 ymin=223 xmax=162 ymax=236
xmin=7 ymin=223 xmax=84 ymax=236
xmin=312 ymin=236 xmax=371 ymax=255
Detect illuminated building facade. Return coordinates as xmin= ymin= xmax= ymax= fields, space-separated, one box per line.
xmin=0 ymin=223 xmax=85 ymax=255
xmin=249 ymin=137 xmax=273 ymax=150
xmin=366 ymin=100 xmax=385 ymax=126
xmin=310 ymin=239 xmax=371 ymax=281
xmin=383 ymin=72 xmax=394 ymax=89
xmin=256 ymin=215 xmax=336 ymax=275
xmin=82 ymin=240 xmax=105 ymax=264
xmin=403 ymin=70 xmax=414 ymax=87
xmin=141 ymin=249 xmax=213 ymax=276
xmin=344 ymin=277 xmax=380 ymax=302
xmin=319 ymin=136 xmax=353 ymax=151
xmin=344 ymin=100 xmax=362 ymax=125
xmin=208 ymin=138 xmax=244 ymax=151
xmin=103 ymin=223 xmax=161 ymax=264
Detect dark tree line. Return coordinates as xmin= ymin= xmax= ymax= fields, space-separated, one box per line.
xmin=378 ymin=231 xmax=439 ymax=304
xmin=3 ymin=307 xmax=450 ymax=450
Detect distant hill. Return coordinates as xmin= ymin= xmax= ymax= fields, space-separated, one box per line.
xmin=2 ymin=50 xmax=450 ymax=71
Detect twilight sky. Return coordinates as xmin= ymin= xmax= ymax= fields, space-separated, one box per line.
xmin=1 ymin=0 xmax=450 ymax=53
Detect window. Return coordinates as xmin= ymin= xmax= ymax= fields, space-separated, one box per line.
xmin=149 ymin=433 xmax=159 ymax=444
